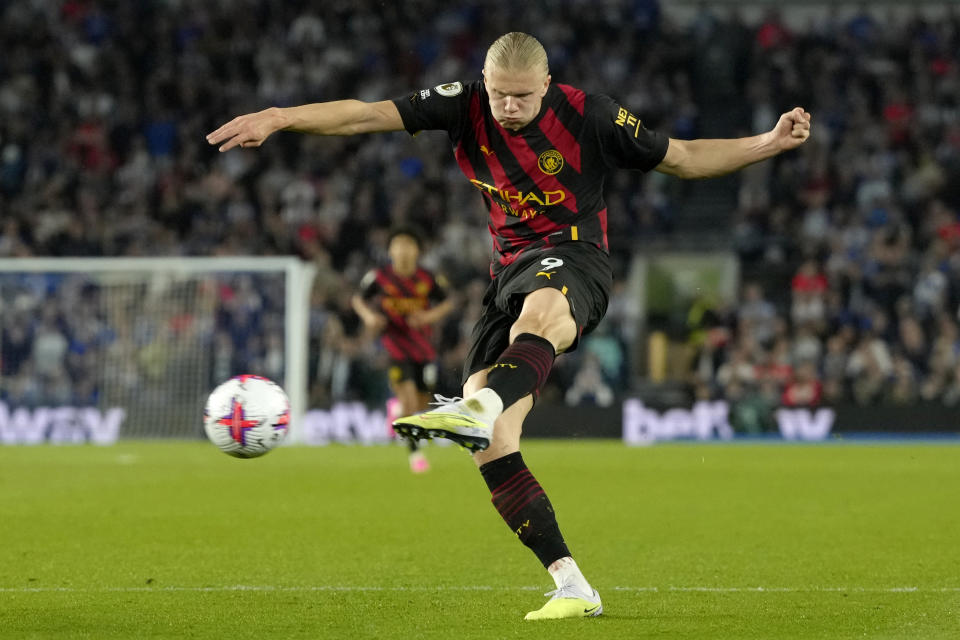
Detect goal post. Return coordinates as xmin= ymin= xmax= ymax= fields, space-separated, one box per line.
xmin=0 ymin=257 xmax=316 ymax=444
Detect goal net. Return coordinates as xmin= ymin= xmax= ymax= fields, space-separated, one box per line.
xmin=0 ymin=257 xmax=315 ymax=444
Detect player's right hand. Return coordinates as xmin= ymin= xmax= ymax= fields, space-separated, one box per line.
xmin=206 ymin=108 xmax=283 ymax=152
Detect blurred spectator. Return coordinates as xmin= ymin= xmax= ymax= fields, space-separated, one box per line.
xmin=889 ymin=354 xmax=918 ymax=406
xmin=716 ymin=346 xmax=756 ymax=392
xmin=845 ymin=331 xmax=893 ymax=406
xmin=737 ymin=283 xmax=776 ymax=347
xmin=821 ymin=334 xmax=850 ymax=404
xmin=565 ymin=353 xmax=615 ymax=408
xmin=781 ymin=361 xmax=822 ymax=407
xmin=32 ymin=312 xmax=68 ymax=379
xmin=913 ymin=256 xmax=949 ymax=320
xmin=727 ymin=379 xmax=777 ymax=435
xmin=790 ymin=259 xmax=828 ymax=329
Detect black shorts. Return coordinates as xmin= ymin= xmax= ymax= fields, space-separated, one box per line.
xmin=462 ymin=242 xmax=613 ymax=385
xmin=388 ymin=361 xmax=437 ymax=393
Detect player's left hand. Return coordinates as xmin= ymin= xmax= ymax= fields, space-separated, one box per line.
xmin=771 ymin=107 xmax=811 ymax=151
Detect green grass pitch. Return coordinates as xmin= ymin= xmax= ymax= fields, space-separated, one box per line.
xmin=1 ymin=440 xmax=959 ymax=639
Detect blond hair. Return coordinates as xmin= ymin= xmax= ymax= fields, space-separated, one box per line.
xmin=484 ymin=32 xmax=549 ymax=76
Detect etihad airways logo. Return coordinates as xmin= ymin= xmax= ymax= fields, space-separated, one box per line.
xmin=468 ymin=179 xmax=567 ymax=207
xmin=383 ymin=296 xmax=428 ymax=315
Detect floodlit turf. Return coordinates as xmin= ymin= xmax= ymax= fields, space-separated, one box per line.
xmin=1 ymin=440 xmax=959 ymax=639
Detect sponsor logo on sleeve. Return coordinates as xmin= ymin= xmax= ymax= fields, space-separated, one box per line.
xmin=434 ymin=82 xmax=463 ymax=97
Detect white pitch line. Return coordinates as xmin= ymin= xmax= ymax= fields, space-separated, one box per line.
xmin=611 ymin=587 xmax=960 ymax=593
xmin=2 ymin=585 xmax=960 ymax=594
xmin=0 ymin=586 xmax=535 ymax=594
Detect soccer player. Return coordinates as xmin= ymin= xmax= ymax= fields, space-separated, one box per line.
xmin=207 ymin=31 xmax=811 ymax=620
xmin=351 ymin=226 xmax=454 ymax=473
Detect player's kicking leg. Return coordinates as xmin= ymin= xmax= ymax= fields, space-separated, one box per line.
xmin=392 ymin=289 xmax=567 ymax=451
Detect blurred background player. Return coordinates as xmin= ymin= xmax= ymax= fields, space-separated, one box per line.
xmin=351 ymin=226 xmax=454 ymax=473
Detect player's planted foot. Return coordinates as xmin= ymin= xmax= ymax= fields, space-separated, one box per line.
xmin=524 ymin=585 xmax=603 ymax=620
xmin=392 ymin=389 xmax=502 ymax=451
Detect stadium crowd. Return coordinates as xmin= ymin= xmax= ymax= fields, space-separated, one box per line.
xmin=1 ymin=1 xmax=959 ymax=416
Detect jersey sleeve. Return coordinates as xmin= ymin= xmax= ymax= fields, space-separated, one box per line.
xmin=391 ymin=81 xmax=469 ymax=139
xmin=589 ymin=94 xmax=669 ymax=172
xmin=358 ymin=270 xmax=381 ymax=301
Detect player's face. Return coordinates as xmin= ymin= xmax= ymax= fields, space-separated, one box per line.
xmin=483 ymin=64 xmax=550 ymax=131
xmin=388 ymin=235 xmax=420 ymax=275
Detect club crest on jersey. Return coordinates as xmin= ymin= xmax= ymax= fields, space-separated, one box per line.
xmin=434 ymin=82 xmax=463 ymax=97
xmin=538 ymin=149 xmax=564 ymax=175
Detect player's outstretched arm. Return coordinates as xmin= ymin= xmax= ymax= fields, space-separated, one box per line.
xmin=351 ymin=294 xmax=388 ymax=335
xmin=656 ymin=107 xmax=811 ymax=179
xmin=407 ymin=297 xmax=456 ymax=329
xmin=206 ymin=100 xmax=405 ymax=152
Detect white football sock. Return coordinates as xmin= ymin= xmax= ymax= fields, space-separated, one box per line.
xmin=547 ymin=556 xmax=592 ymax=594
xmin=464 ymin=387 xmax=504 ymax=422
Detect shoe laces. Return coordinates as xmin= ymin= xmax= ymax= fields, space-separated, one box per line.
xmin=429 ymin=394 xmax=463 ymax=408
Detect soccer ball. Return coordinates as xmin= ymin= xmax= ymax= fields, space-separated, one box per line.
xmin=204 ymin=375 xmax=290 ymax=458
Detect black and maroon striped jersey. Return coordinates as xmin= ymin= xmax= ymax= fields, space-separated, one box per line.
xmin=392 ymin=80 xmax=669 ymax=276
xmin=359 ymin=265 xmax=448 ymax=363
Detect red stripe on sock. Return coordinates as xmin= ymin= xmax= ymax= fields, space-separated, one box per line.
xmin=494 ymin=477 xmax=540 ymax=510
xmin=503 ymin=350 xmax=549 ymax=388
xmin=502 ymin=489 xmax=547 ymax=520
xmin=506 ymin=343 xmax=554 ymax=380
xmin=495 ymin=479 xmax=543 ymax=517
xmin=491 ymin=469 xmax=533 ymax=497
